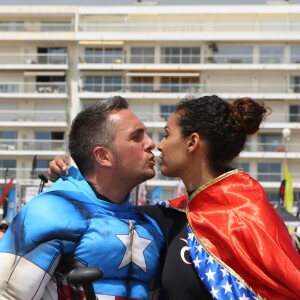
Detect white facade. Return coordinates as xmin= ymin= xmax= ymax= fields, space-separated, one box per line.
xmin=0 ymin=1 xmax=299 ymax=207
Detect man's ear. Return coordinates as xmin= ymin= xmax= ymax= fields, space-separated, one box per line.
xmin=187 ymin=133 xmax=200 ymax=153
xmin=93 ymin=146 xmax=113 ymax=167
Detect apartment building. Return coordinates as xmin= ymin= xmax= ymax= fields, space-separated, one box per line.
xmin=0 ymin=0 xmax=299 ymax=213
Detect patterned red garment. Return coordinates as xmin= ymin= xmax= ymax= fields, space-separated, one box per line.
xmin=169 ymin=170 xmax=300 ymax=300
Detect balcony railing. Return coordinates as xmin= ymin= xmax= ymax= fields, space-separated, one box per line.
xmin=80 ymin=83 xmax=200 ymax=94
xmin=0 ymin=53 xmax=68 ymax=65
xmin=78 ymin=21 xmax=300 ymax=33
xmin=0 ymin=139 xmax=66 ymax=151
xmin=0 ymin=82 xmax=67 ymax=94
xmin=1 ymin=21 xmax=299 ymax=33
xmin=0 ymin=23 xmax=73 ymax=32
xmin=79 ymin=54 xmax=300 ymax=65
xmin=0 ymin=168 xmax=48 ymax=180
xmin=244 ymin=142 xmax=299 ymax=153
xmin=79 ymin=82 xmax=300 ymax=94
xmin=0 ymin=110 xmax=67 ymax=122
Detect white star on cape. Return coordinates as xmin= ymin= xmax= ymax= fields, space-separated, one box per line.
xmin=205 ymin=268 xmax=216 ymax=281
xmin=116 ymin=221 xmax=152 ymax=273
xmin=210 ymin=286 xmax=219 ymax=299
xmin=222 ymin=281 xmax=233 ymax=294
xmin=193 ymin=256 xmax=202 ymax=268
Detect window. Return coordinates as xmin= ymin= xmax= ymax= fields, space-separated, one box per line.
xmin=85 ymin=48 xmax=103 ymax=63
xmin=265 ymin=192 xmax=279 ymax=205
xmin=290 ymin=76 xmax=300 ymax=93
xmin=104 ymin=76 xmax=122 ymax=92
xmin=35 ymin=131 xmax=64 ymax=140
xmin=84 ymin=48 xmax=123 ymax=64
xmin=83 ymin=76 xmax=102 ymax=92
xmin=289 ymin=105 xmax=300 ymax=122
xmin=36 ymin=75 xmax=66 ymax=93
xmin=259 ymin=46 xmax=284 ymax=64
xmin=0 ymin=21 xmax=23 ymax=31
xmin=210 ymin=46 xmax=253 ymax=64
xmin=161 ymin=77 xmax=199 ymax=93
xmin=0 ymin=131 xmax=17 ymax=139
xmin=0 ymin=159 xmax=16 ymax=179
xmin=38 ymin=47 xmax=67 ymax=64
xmin=82 ymin=76 xmax=122 ymax=92
xmin=290 ymin=46 xmax=300 ymax=63
xmin=160 ymin=105 xmax=176 ymax=121
xmin=41 ymin=21 xmax=71 ymax=31
xmin=257 ymin=163 xmax=281 ymax=182
xmin=131 ymin=77 xmax=153 ymax=92
xmin=161 ymin=47 xmax=200 ymax=64
xmin=104 ymin=48 xmax=123 ymax=64
xmin=258 ymin=134 xmax=282 ymax=152
xmin=131 ymin=47 xmax=155 ymax=64
xmin=0 ymin=131 xmax=17 ymax=150
xmin=232 ymin=162 xmax=250 ymax=173
xmin=34 ymin=131 xmax=65 ymax=151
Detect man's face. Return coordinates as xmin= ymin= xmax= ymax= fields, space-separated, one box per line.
xmin=110 ymin=109 xmax=156 ymax=187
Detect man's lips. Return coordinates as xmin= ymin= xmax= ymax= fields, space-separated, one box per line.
xmin=148 ymin=155 xmax=156 ymax=167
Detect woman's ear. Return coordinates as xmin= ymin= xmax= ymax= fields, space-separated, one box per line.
xmin=187 ymin=133 xmax=201 ymax=153
xmin=93 ymin=146 xmax=113 ymax=167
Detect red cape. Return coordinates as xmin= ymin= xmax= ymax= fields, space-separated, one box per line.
xmin=170 ymin=170 xmax=300 ymax=300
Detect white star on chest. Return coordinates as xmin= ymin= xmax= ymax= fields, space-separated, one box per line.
xmin=116 ymin=221 xmax=152 ymax=273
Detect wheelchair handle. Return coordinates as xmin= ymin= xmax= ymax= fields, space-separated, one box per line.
xmin=66 ymin=267 xmax=104 ymax=300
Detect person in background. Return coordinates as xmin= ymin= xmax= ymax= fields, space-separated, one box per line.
xmin=0 ymin=222 xmax=8 ymax=240
xmin=0 ymin=96 xmax=163 ymax=300
xmin=48 ymin=95 xmax=300 ymax=300
xmin=1 ymin=195 xmax=8 ymax=221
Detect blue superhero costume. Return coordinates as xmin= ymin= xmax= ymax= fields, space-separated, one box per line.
xmin=0 ymin=167 xmax=163 ymax=300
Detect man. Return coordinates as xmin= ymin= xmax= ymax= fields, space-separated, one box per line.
xmin=0 ymin=96 xmax=163 ymax=300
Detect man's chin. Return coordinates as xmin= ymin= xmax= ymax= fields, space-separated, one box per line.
xmin=145 ymin=169 xmax=156 ymax=180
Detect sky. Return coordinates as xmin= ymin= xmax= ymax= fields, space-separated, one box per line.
xmin=0 ymin=0 xmax=299 ymax=6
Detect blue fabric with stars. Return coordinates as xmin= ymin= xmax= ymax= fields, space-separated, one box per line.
xmin=187 ymin=224 xmax=260 ymax=300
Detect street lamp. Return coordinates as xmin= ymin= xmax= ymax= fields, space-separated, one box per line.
xmin=282 ymin=128 xmax=291 ymax=158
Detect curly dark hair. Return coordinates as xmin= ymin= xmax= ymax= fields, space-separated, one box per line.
xmin=176 ymin=95 xmax=271 ymax=174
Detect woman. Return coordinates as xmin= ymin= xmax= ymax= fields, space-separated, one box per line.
xmin=48 ymin=95 xmax=300 ymax=299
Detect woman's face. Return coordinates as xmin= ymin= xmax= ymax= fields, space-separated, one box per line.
xmin=158 ymin=112 xmax=189 ymax=178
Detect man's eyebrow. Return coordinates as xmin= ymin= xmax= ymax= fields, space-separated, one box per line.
xmin=129 ymin=127 xmax=146 ymax=136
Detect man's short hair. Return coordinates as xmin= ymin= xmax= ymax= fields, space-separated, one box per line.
xmin=68 ymin=96 xmax=129 ymax=176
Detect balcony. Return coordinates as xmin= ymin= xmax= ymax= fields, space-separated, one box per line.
xmin=0 ymin=110 xmax=67 ymax=125
xmin=0 ymin=168 xmax=48 ymax=181
xmin=0 ymin=139 xmax=66 ymax=153
xmin=244 ymin=142 xmax=299 ymax=153
xmin=0 ymin=82 xmax=68 ymax=98
xmin=79 ymin=54 xmax=300 ymax=68
xmin=79 ymin=83 xmax=200 ymax=94
xmin=0 ymin=53 xmax=68 ymax=67
xmin=78 ymin=21 xmax=300 ymax=34
xmin=78 ymin=82 xmax=300 ymax=99
xmin=0 ymin=22 xmax=73 ymax=32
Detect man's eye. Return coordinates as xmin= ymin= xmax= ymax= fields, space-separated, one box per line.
xmin=132 ymin=135 xmax=142 ymax=141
